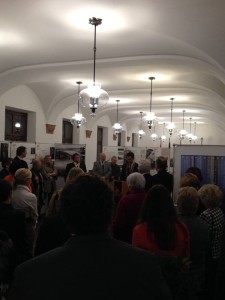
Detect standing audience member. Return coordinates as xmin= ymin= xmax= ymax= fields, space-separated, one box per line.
xmin=132 ymin=184 xmax=190 ymax=257
xmin=177 ymin=187 xmax=210 ymax=299
xmin=132 ymin=184 xmax=191 ymax=299
xmin=34 ymin=167 xmax=84 ymax=256
xmin=121 ymin=151 xmax=139 ymax=181
xmin=198 ymin=184 xmax=225 ymax=300
xmin=0 ymin=230 xmax=18 ymax=299
xmin=150 ymin=156 xmax=173 ymax=194
xmin=42 ymin=155 xmax=58 ymax=202
xmin=109 ymin=155 xmax=121 ymax=181
xmin=138 ymin=159 xmax=152 ymax=192
xmin=9 ymin=146 xmax=28 ymax=175
xmin=185 ymin=167 xmax=203 ymax=184
xmin=64 ymin=152 xmax=87 ymax=181
xmin=0 ymin=158 xmax=13 ymax=179
xmin=93 ymin=152 xmax=111 ymax=179
xmin=184 ymin=167 xmax=205 ymax=214
xmin=113 ymin=172 xmax=146 ymax=244
xmin=30 ymin=159 xmax=45 ymax=215
xmin=0 ymin=180 xmax=30 ymax=262
xmin=8 ymin=174 xmax=172 ymax=300
xmin=180 ymin=173 xmax=200 ymax=190
xmin=11 ymin=168 xmax=38 ymax=257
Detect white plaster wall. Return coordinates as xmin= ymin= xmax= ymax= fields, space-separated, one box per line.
xmin=0 ymin=85 xmax=46 ymax=142
xmin=1 ymin=85 xmax=225 ymax=172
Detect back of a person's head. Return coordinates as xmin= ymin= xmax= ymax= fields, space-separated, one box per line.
xmin=16 ymin=146 xmax=26 ymax=156
xmin=60 ymin=175 xmax=114 ymax=235
xmin=139 ymin=184 xmax=178 ymax=250
xmin=126 ymin=172 xmax=145 ymax=191
xmin=66 ymin=167 xmax=84 ymax=182
xmin=0 ymin=179 xmax=12 ymax=203
xmin=140 ymin=184 xmax=176 ymax=223
xmin=156 ymin=156 xmax=167 ymax=171
xmin=14 ymin=168 xmax=31 ymax=186
xmin=198 ymin=184 xmax=223 ymax=209
xmin=180 ymin=173 xmax=200 ymax=190
xmin=177 ymin=187 xmax=199 ymax=215
xmin=185 ymin=167 xmax=202 ymax=182
xmin=139 ymin=159 xmax=151 ymax=174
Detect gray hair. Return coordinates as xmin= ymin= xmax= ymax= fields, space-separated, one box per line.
xmin=139 ymin=159 xmax=151 ymax=174
xmin=126 ymin=172 xmax=145 ymax=191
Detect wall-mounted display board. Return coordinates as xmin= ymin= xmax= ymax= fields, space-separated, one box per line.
xmin=0 ymin=142 xmax=9 ymax=163
xmin=54 ymin=143 xmax=86 ymax=177
xmin=173 ymin=144 xmax=225 ymax=202
xmin=35 ymin=143 xmax=54 ymax=159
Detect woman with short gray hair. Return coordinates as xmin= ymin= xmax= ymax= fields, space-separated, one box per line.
xmin=113 ymin=172 xmax=146 ymax=244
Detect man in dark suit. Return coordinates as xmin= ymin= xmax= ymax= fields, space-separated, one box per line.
xmin=93 ymin=152 xmax=111 ymax=178
xmin=64 ymin=152 xmax=86 ymax=181
xmin=109 ymin=155 xmax=121 ymax=181
xmin=121 ymin=151 xmax=139 ymax=181
xmin=9 ymin=146 xmax=28 ymax=175
xmin=8 ymin=175 xmax=172 ymax=300
xmin=150 ymin=156 xmax=173 ymax=194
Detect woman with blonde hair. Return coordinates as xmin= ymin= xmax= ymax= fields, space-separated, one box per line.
xmin=11 ymin=168 xmax=38 ymax=256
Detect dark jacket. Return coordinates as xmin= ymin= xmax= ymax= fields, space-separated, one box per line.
xmin=121 ymin=162 xmax=139 ymax=181
xmin=9 ymin=156 xmax=28 ymax=175
xmin=151 ymin=170 xmax=173 ymax=193
xmin=64 ymin=162 xmax=87 ymax=181
xmin=0 ymin=203 xmax=30 ymax=261
xmin=8 ymin=233 xmax=172 ymax=300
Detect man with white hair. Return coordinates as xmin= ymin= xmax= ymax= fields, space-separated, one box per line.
xmin=113 ymin=172 xmax=146 ymax=244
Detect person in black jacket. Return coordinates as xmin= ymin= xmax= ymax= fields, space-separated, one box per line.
xmin=9 ymin=146 xmax=28 ymax=175
xmin=64 ymin=152 xmax=87 ymax=181
xmin=0 ymin=179 xmax=30 ymax=263
xmin=151 ymin=156 xmax=173 ymax=194
xmin=121 ymin=151 xmax=139 ymax=181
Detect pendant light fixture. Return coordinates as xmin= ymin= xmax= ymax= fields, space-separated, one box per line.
xmin=71 ymin=81 xmax=86 ymax=128
xmin=80 ymin=17 xmax=109 ymax=117
xmin=160 ymin=122 xmax=167 ymax=142
xmin=145 ymin=76 xmax=157 ymax=129
xmin=186 ymin=117 xmax=193 ymax=142
xmin=192 ymin=121 xmax=198 ymax=143
xmin=112 ymin=100 xmax=122 ymax=134
xmin=151 ymin=125 xmax=158 ymax=141
xmin=137 ymin=111 xmax=145 ymax=139
xmin=179 ymin=110 xmax=187 ymax=139
xmin=166 ymin=97 xmax=175 ymax=135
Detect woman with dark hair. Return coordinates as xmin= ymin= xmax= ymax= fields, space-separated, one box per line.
xmin=132 ymin=184 xmax=192 ymax=299
xmin=132 ymin=184 xmax=190 ymax=257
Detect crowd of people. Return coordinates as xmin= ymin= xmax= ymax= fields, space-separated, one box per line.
xmin=0 ymin=146 xmax=225 ymax=300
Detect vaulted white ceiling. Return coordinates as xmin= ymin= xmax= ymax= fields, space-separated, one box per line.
xmin=1 ymin=0 xmax=225 ymax=135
